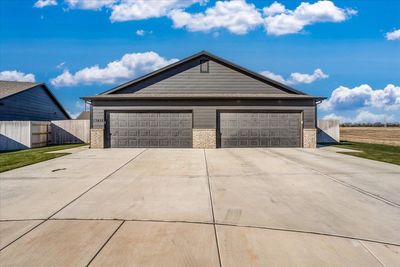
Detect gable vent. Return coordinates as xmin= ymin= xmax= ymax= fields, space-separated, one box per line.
xmin=200 ymin=60 xmax=209 ymax=73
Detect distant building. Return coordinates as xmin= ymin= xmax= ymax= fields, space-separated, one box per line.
xmin=0 ymin=81 xmax=70 ymax=121
xmin=76 ymin=111 xmax=90 ymax=120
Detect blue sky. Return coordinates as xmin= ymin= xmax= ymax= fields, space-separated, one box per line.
xmin=1 ymin=0 xmax=399 ymax=122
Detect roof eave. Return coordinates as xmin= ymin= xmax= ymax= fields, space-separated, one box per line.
xmin=82 ymin=95 xmax=326 ymax=101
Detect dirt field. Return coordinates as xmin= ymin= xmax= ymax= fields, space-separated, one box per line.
xmin=340 ymin=127 xmax=400 ymax=146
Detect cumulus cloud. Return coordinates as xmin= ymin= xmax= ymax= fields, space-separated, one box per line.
xmin=289 ymin=69 xmax=328 ymax=84
xmin=264 ymin=0 xmax=356 ymax=36
xmin=65 ymin=0 xmax=115 ymax=10
xmin=259 ymin=71 xmax=287 ymax=84
xmin=170 ymin=0 xmax=262 ymax=34
xmin=323 ymin=111 xmax=395 ymax=124
xmin=263 ymin=1 xmax=285 ymax=16
xmin=386 ymin=29 xmax=400 ymax=41
xmin=50 ymin=51 xmax=178 ymax=87
xmin=37 ymin=1 xmax=355 ymax=36
xmin=260 ymin=69 xmax=328 ymax=85
xmin=320 ymin=84 xmax=400 ymax=112
xmin=111 ymin=0 xmax=206 ymax=21
xmin=34 ymin=0 xmax=57 ymax=8
xmin=0 ymin=70 xmax=36 ymax=82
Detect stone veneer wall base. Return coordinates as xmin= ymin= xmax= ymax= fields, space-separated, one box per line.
xmin=192 ymin=129 xmax=216 ymax=149
xmin=303 ymin=128 xmax=317 ymax=148
xmin=90 ymin=129 xmax=104 ymax=149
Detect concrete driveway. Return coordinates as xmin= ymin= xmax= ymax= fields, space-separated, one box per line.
xmin=0 ymin=148 xmax=399 ymax=266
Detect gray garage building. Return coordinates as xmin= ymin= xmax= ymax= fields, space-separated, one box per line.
xmin=83 ymin=51 xmax=324 ymax=149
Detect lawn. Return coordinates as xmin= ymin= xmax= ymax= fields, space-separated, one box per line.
xmin=334 ymin=141 xmax=400 ymax=165
xmin=0 ymin=144 xmax=86 ymax=173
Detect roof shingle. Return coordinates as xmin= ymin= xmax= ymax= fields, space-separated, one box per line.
xmin=0 ymin=81 xmax=42 ymax=99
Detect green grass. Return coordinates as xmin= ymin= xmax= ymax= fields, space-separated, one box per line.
xmin=333 ymin=141 xmax=400 ymax=165
xmin=0 ymin=144 xmax=87 ymax=173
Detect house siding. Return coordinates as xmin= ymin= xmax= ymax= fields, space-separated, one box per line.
xmin=114 ymin=57 xmax=291 ymax=95
xmin=0 ymin=85 xmax=69 ymax=121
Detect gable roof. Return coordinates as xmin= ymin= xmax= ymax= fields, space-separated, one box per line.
xmin=76 ymin=111 xmax=90 ymax=120
xmin=0 ymin=81 xmax=42 ymax=99
xmin=0 ymin=80 xmax=71 ymax=119
xmin=82 ymin=51 xmax=325 ymax=101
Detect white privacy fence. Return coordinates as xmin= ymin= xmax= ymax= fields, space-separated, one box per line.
xmin=0 ymin=120 xmax=90 ymax=151
xmin=317 ymin=119 xmax=340 ymax=144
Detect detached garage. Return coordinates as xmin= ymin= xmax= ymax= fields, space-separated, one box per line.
xmin=83 ymin=51 xmax=324 ymax=149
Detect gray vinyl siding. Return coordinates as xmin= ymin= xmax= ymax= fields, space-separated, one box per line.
xmin=193 ymin=108 xmax=217 ymax=129
xmin=91 ymin=99 xmax=316 ymax=130
xmin=0 ymin=85 xmax=69 ymax=121
xmin=114 ymin=57 xmax=290 ymax=95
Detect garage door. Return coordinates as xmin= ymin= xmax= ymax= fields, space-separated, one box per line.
xmin=108 ymin=112 xmax=192 ymax=148
xmin=218 ymin=112 xmax=301 ymax=148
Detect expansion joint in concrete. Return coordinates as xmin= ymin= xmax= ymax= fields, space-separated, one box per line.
xmin=203 ymin=149 xmax=223 ymax=267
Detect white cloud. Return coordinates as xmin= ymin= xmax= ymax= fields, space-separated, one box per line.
xmin=110 ymin=0 xmax=205 ymax=22
xmin=75 ymin=100 xmax=85 ymax=109
xmin=263 ymin=1 xmax=285 ymax=16
xmin=65 ymin=0 xmax=115 ymax=10
xmin=320 ymin=84 xmax=400 ymax=111
xmin=169 ymin=0 xmax=263 ymax=34
xmin=67 ymin=111 xmax=81 ymax=119
xmin=260 ymin=68 xmax=328 ymax=85
xmin=264 ymin=0 xmax=356 ymax=36
xmin=136 ymin=29 xmax=145 ymax=36
xmin=56 ymin=62 xmax=66 ymax=69
xmin=386 ymin=29 xmax=400 ymax=41
xmin=38 ymin=0 xmax=354 ymax=36
xmin=289 ymin=68 xmax=328 ymax=84
xmin=323 ymin=111 xmax=395 ymax=124
xmin=0 ymin=70 xmax=36 ymax=82
xmin=34 ymin=0 xmax=57 ymax=8
xmin=50 ymin=51 xmax=178 ymax=87
xmin=135 ymin=29 xmax=152 ymax=36
xmin=259 ymin=71 xmax=287 ymax=84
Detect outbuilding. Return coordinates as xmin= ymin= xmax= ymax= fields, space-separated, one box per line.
xmin=83 ymin=51 xmax=324 ymax=149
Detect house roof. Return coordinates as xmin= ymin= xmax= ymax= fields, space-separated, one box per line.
xmin=76 ymin=111 xmax=90 ymax=120
xmin=0 ymin=81 xmax=42 ymax=99
xmin=82 ymin=51 xmax=325 ymax=101
xmin=0 ymin=80 xmax=71 ymax=119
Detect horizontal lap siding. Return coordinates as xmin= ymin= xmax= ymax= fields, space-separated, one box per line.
xmin=193 ymin=109 xmax=216 ymax=129
xmin=0 ymin=86 xmax=68 ymax=121
xmin=116 ymin=58 xmax=288 ymax=95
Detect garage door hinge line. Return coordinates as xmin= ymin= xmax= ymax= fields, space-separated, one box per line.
xmin=204 ymin=149 xmax=223 ymax=267
xmin=86 ymin=220 xmax=125 ymax=267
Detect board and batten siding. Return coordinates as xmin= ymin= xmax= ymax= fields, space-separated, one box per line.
xmin=91 ymin=99 xmax=316 ymax=130
xmin=0 ymin=85 xmax=68 ymax=121
xmin=114 ymin=57 xmax=291 ymax=95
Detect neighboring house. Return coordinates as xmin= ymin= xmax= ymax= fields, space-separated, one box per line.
xmin=83 ymin=51 xmax=324 ymax=149
xmin=76 ymin=111 xmax=90 ymax=120
xmin=0 ymin=81 xmax=70 ymax=121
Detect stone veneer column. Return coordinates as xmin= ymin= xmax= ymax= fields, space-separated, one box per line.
xmin=192 ymin=129 xmax=216 ymax=149
xmin=90 ymin=129 xmax=104 ymax=149
xmin=303 ymin=128 xmax=317 ymax=148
